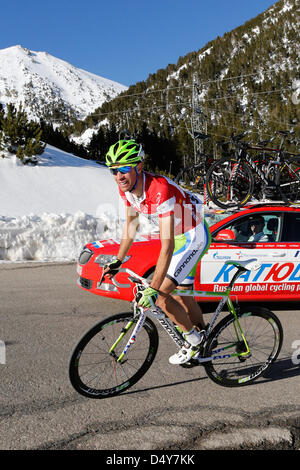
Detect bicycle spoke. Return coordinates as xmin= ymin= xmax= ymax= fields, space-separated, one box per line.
xmin=204 ymin=307 xmax=283 ymax=387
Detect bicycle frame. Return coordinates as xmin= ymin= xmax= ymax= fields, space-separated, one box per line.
xmin=244 ymin=152 xmax=270 ymax=186
xmin=230 ymin=144 xmax=277 ymax=188
xmin=108 ymin=261 xmax=257 ymax=364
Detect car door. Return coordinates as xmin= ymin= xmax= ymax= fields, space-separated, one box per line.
xmin=278 ymin=210 xmax=300 ymax=299
xmin=196 ymin=210 xmax=299 ymax=301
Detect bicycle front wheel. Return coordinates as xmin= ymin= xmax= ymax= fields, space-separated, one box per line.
xmin=205 ymin=157 xmax=254 ymax=209
xmin=69 ymin=312 xmax=159 ymax=398
xmin=204 ymin=307 xmax=283 ymax=387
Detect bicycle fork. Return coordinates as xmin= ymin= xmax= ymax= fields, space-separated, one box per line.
xmin=109 ymin=309 xmax=147 ymax=363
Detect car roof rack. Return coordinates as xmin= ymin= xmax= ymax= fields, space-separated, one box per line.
xmin=244 ymin=202 xmax=297 ymax=209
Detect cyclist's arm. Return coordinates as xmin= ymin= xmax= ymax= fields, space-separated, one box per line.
xmin=117 ymin=205 xmax=140 ymax=262
xmin=149 ymin=213 xmax=175 ymax=291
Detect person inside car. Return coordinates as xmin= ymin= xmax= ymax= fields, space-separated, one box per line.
xmin=248 ymin=216 xmax=268 ymax=242
xmin=233 ymin=219 xmax=251 ymax=242
xmin=102 ymin=139 xmax=211 ymax=365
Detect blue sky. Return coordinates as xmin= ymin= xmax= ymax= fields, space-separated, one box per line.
xmin=1 ymin=0 xmax=276 ymax=87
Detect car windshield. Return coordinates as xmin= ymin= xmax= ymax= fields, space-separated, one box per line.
xmin=204 ymin=209 xmax=235 ymax=228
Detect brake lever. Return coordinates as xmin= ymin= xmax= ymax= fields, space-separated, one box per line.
xmin=98 ymin=270 xmax=120 ymax=287
xmin=128 ymin=276 xmax=143 ymax=284
xmin=99 ymin=268 xmax=149 ymax=288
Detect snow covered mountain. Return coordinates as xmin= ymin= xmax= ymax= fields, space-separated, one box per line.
xmin=0 ymin=45 xmax=127 ymax=122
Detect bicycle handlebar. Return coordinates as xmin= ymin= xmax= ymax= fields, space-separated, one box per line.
xmin=109 ymin=268 xmax=150 ymax=288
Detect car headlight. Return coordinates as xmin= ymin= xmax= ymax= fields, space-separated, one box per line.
xmin=78 ymin=248 xmax=93 ymax=265
xmin=95 ymin=255 xmax=131 ymax=267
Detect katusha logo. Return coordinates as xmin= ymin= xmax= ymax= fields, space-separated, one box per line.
xmin=214 ymin=262 xmax=300 ymax=283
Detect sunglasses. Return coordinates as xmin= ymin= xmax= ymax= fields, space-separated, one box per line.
xmin=110 ymin=165 xmax=136 ymax=175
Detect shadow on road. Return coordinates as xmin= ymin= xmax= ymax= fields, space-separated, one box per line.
xmin=259 ymin=355 xmax=300 ymax=384
xmin=122 ymin=355 xmax=299 ymax=397
xmin=123 ymin=375 xmax=207 ymax=397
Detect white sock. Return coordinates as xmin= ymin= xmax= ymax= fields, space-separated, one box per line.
xmin=183 ymin=328 xmax=202 ymax=346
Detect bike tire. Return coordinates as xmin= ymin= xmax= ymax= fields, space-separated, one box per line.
xmin=205 ymin=157 xmax=254 ymax=209
xmin=203 ymin=307 xmax=283 ymax=387
xmin=278 ymin=162 xmax=300 ymax=204
xmin=69 ymin=312 xmax=159 ymax=399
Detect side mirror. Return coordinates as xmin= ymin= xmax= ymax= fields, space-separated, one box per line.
xmin=215 ymin=229 xmax=236 ymax=241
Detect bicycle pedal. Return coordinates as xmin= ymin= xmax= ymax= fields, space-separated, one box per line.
xmin=179 ymin=355 xmax=205 ymax=368
xmin=180 ymin=359 xmax=202 ymax=368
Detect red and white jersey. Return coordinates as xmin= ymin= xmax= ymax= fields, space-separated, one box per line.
xmin=119 ymin=172 xmax=203 ymax=235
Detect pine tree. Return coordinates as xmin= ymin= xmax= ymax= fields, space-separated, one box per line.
xmin=0 ymin=103 xmax=45 ymax=164
xmin=88 ymin=126 xmax=107 ymax=161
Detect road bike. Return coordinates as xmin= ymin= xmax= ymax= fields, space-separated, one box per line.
xmin=69 ymin=259 xmax=283 ymax=399
xmin=205 ymin=131 xmax=300 ymax=209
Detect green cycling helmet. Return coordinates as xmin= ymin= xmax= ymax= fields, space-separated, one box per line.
xmin=105 ymin=140 xmax=144 ymax=167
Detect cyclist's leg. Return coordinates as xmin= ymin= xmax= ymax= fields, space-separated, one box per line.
xmin=157 ymin=221 xmax=211 ymax=332
xmin=156 ymin=277 xmax=206 ymax=364
xmin=156 ymin=277 xmax=194 ymax=332
xmin=173 ymin=286 xmax=206 ymax=329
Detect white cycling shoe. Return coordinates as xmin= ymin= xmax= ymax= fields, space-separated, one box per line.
xmin=169 ymin=343 xmax=201 ymax=365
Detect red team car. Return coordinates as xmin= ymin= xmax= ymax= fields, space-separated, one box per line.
xmin=77 ymin=204 xmax=300 ymax=303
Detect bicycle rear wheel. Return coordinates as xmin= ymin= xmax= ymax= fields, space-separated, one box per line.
xmin=278 ymin=162 xmax=300 ymax=204
xmin=205 ymin=157 xmax=254 ymax=209
xmin=204 ymin=307 xmax=283 ymax=387
xmin=69 ymin=312 xmax=159 ymax=398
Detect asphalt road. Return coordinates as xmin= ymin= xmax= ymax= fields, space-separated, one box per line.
xmin=0 ymin=262 xmax=299 ymax=451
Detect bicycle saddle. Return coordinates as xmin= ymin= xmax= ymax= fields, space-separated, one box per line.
xmin=225 ymin=259 xmax=261 ymax=271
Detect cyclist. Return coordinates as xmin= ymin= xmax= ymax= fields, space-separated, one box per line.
xmin=103 ymin=139 xmax=211 ymax=365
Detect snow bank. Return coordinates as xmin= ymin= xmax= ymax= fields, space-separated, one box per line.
xmin=0 ymin=145 xmax=157 ymax=262
xmin=1 ymin=210 xmax=130 ymax=261
xmin=0 ymin=211 xmax=156 ymax=263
